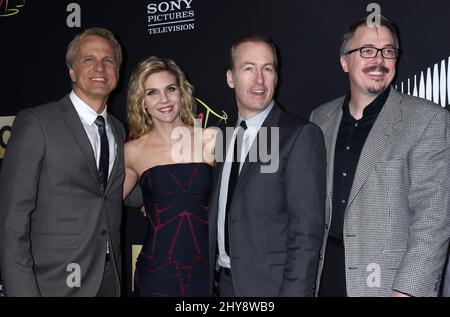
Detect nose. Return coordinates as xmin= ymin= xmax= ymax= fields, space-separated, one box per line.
xmin=255 ymin=68 xmax=264 ymax=84
xmin=373 ymin=50 xmax=385 ymax=64
xmin=159 ymin=91 xmax=169 ymax=103
xmin=94 ymin=60 xmax=105 ymax=72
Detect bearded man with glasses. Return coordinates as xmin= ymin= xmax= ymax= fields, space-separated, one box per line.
xmin=309 ymin=15 xmax=450 ymax=297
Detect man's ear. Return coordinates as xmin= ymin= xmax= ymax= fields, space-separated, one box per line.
xmin=69 ymin=68 xmax=76 ymax=82
xmin=226 ymin=70 xmax=235 ymax=88
xmin=340 ymin=55 xmax=349 ymax=73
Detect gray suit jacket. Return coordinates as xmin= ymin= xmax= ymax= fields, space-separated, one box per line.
xmin=310 ymin=88 xmax=450 ymax=297
xmin=208 ymin=104 xmax=326 ymax=296
xmin=0 ymin=95 xmax=125 ymax=296
xmin=441 ymin=105 xmax=450 ymax=297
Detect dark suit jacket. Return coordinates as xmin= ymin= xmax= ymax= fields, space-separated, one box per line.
xmin=0 ymin=95 xmax=125 ymax=296
xmin=208 ymin=103 xmax=326 ymax=296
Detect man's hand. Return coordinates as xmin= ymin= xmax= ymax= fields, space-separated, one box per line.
xmin=391 ymin=291 xmax=410 ymax=297
xmin=139 ymin=206 xmax=147 ymax=217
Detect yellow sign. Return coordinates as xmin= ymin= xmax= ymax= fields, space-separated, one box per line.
xmin=0 ymin=116 xmax=15 ymax=159
xmin=131 ymin=244 xmax=143 ymax=292
xmin=0 ymin=0 xmax=25 ymax=17
xmin=195 ymin=98 xmax=228 ymax=128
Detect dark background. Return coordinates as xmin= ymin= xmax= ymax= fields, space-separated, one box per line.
xmin=1 ymin=0 xmax=449 ymax=296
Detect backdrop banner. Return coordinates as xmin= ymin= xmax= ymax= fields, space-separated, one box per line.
xmin=1 ymin=0 xmax=450 ymax=296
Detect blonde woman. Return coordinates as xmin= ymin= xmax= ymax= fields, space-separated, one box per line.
xmin=124 ymin=57 xmax=215 ymax=297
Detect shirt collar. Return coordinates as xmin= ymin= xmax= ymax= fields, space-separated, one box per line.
xmin=237 ymin=100 xmax=275 ymax=130
xmin=70 ymin=90 xmax=108 ymax=126
xmin=342 ymin=86 xmax=390 ymax=121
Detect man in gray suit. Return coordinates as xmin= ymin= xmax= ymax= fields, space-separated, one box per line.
xmin=208 ymin=35 xmax=326 ymax=297
xmin=0 ymin=27 xmax=126 ymax=296
xmin=310 ymin=15 xmax=450 ymax=297
xmin=445 ymin=109 xmax=450 ymax=296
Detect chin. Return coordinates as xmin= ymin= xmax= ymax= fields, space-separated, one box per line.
xmin=252 ymin=102 xmax=270 ymax=110
xmin=367 ymin=85 xmax=387 ymax=95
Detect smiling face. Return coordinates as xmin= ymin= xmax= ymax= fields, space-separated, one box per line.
xmin=340 ymin=25 xmax=397 ymax=98
xmin=227 ymin=41 xmax=277 ymax=119
xmin=143 ymin=70 xmax=182 ymax=126
xmin=69 ymin=35 xmax=118 ymax=110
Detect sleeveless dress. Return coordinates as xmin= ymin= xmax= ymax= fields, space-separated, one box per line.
xmin=134 ymin=163 xmax=212 ymax=297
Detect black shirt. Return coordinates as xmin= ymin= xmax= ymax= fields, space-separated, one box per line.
xmin=318 ymin=88 xmax=390 ymax=297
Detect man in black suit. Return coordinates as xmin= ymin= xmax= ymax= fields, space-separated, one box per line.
xmin=208 ymin=35 xmax=326 ymax=296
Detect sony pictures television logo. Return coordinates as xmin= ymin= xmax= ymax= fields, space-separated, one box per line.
xmin=147 ymin=0 xmax=195 ymax=35
xmin=0 ymin=116 xmax=14 ymax=159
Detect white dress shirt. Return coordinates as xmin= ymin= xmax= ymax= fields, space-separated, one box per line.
xmin=70 ymin=91 xmax=117 ymax=254
xmin=70 ymin=91 xmax=117 ymax=177
xmin=217 ymin=101 xmax=274 ymax=269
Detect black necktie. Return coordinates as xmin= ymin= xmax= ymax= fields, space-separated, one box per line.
xmin=94 ymin=116 xmax=109 ymax=193
xmin=225 ymin=120 xmax=247 ymax=255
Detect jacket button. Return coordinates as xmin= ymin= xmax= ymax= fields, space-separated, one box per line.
xmin=101 ymin=230 xmax=107 ymax=236
xmin=325 ymin=223 xmax=329 ymax=230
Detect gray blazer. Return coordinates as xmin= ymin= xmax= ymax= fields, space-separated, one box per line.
xmin=208 ymin=104 xmax=326 ymax=296
xmin=0 ymin=95 xmax=125 ymax=296
xmin=310 ymin=88 xmax=450 ymax=297
xmin=442 ymin=105 xmax=450 ymax=297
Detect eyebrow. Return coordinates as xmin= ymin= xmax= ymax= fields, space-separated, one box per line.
xmin=81 ymin=54 xmax=115 ymax=60
xmin=240 ymin=62 xmax=275 ymax=67
xmin=362 ymin=44 xmax=396 ymax=48
xmin=145 ymin=83 xmax=177 ymax=91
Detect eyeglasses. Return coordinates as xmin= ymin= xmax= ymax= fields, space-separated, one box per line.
xmin=345 ymin=46 xmax=399 ymax=59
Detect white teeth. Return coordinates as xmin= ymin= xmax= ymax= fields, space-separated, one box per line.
xmin=159 ymin=106 xmax=173 ymax=113
xmin=91 ymin=77 xmax=106 ymax=82
xmin=369 ymin=72 xmax=383 ymax=76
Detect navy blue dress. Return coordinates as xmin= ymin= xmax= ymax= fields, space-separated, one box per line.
xmin=134 ymin=163 xmax=212 ymax=297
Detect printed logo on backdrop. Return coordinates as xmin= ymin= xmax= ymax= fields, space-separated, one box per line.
xmin=147 ymin=0 xmax=195 ymax=35
xmin=395 ymin=56 xmax=450 ymax=107
xmin=66 ymin=3 xmax=81 ymax=28
xmin=0 ymin=0 xmax=25 ymax=17
xmin=195 ymin=98 xmax=228 ymax=128
xmin=0 ymin=116 xmax=15 ymax=159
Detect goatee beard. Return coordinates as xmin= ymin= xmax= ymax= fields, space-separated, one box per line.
xmin=367 ymin=87 xmax=384 ymax=95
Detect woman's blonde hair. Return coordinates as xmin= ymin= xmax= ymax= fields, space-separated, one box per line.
xmin=127 ymin=56 xmax=196 ymax=139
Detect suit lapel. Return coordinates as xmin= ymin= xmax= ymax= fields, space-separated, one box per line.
xmin=346 ymin=88 xmax=402 ymax=209
xmin=60 ymin=95 xmax=100 ymax=186
xmin=104 ymin=115 xmax=123 ymax=193
xmin=229 ymin=105 xmax=282 ymax=210
xmin=322 ymin=98 xmax=345 ymax=201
